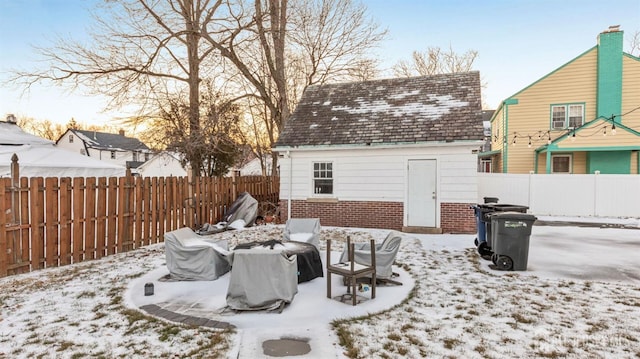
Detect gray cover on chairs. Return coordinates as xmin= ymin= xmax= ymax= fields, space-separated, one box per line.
xmin=224 ymin=192 xmax=259 ymax=227
xmin=339 ymin=230 xmax=403 ymax=279
xmin=164 ymin=227 xmax=231 ymax=281
xmin=283 ymin=218 xmax=321 ymax=249
xmin=226 ymin=246 xmax=298 ymax=311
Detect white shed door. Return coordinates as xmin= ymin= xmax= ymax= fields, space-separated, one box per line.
xmin=407 ymin=160 xmax=437 ymax=227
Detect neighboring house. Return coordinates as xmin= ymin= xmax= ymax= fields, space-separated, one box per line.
xmin=136 ymin=152 xmax=188 ymax=177
xmin=273 ymin=72 xmax=484 ymax=234
xmin=483 ymin=26 xmax=640 ymax=174
xmin=56 ymin=129 xmax=153 ymax=171
xmin=228 ymin=155 xmax=275 ymax=177
xmin=479 ymin=109 xmax=495 ymax=172
xmin=1 ymin=116 xmax=125 ymax=178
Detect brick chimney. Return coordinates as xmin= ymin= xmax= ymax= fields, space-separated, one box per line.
xmin=119 ymin=129 xmax=125 ymax=136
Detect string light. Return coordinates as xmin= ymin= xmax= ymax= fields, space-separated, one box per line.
xmin=491 ymin=108 xmax=639 ymax=148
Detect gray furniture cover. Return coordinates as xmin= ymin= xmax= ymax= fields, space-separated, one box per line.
xmin=283 ymin=218 xmax=321 ymax=249
xmin=196 ymin=192 xmax=259 ymax=235
xmin=224 ymin=192 xmax=259 ymax=227
xmin=339 ymin=231 xmax=403 ymax=279
xmin=226 ymin=245 xmax=298 ymax=311
xmin=164 ymin=227 xmax=231 ymax=281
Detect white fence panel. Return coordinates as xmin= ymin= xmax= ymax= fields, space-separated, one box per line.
xmin=595 ymin=175 xmax=640 ymax=217
xmin=478 ymin=173 xmax=640 ymax=218
xmin=530 ymin=175 xmax=595 ymax=217
xmin=477 ymin=173 xmax=530 ymax=206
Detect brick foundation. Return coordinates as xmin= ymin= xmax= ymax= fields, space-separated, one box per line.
xmin=278 ymin=200 xmax=477 ymax=233
xmin=279 ymin=200 xmax=404 ymax=231
xmin=440 ymin=202 xmax=476 ymax=234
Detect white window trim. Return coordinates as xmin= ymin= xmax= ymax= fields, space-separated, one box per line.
xmin=551 ymin=104 xmax=584 ymax=130
xmin=311 ymin=161 xmax=334 ymax=196
xmin=551 ymin=154 xmax=572 ymax=174
xmin=480 ymin=159 xmax=492 ymax=173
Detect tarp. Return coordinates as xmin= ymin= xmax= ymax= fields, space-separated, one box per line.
xmin=339 ymin=231 xmax=403 ymax=279
xmin=0 ymin=144 xmax=126 ymax=178
xmin=164 ymin=227 xmax=231 ymax=281
xmin=226 ymin=244 xmax=298 ymax=311
xmin=0 ymin=122 xmax=126 ymax=178
xmin=235 ymin=240 xmax=323 ymax=283
xmin=197 ymin=192 xmax=259 ymax=234
xmin=283 ymin=218 xmax=321 ymax=249
xmin=223 ymin=192 xmax=258 ymax=226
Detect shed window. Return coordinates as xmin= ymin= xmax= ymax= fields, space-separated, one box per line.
xmin=313 ymin=162 xmax=333 ymax=194
xmin=69 ymin=134 xmax=74 ymax=143
xmin=551 ymin=155 xmax=571 ymax=174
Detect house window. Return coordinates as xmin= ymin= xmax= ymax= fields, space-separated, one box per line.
xmin=313 ymin=162 xmax=333 ymax=194
xmin=132 ymin=152 xmax=138 ymax=162
xmin=144 ymin=152 xmax=150 ymax=161
xmin=551 ymin=155 xmax=572 ymax=173
xmin=480 ymin=159 xmax=492 ymax=173
xmin=110 ymin=151 xmax=116 ymax=159
xmin=551 ymin=104 xmax=584 ymax=129
xmin=69 ymin=134 xmax=74 ymax=143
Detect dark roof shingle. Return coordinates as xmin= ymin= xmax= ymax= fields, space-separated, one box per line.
xmin=73 ymin=130 xmax=150 ymax=151
xmin=275 ymin=72 xmax=483 ymax=147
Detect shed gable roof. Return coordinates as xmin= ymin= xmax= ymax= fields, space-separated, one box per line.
xmin=275 ymin=71 xmax=483 ymax=147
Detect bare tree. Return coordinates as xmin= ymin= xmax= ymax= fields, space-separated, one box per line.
xmin=16 ymin=116 xmax=121 ymax=141
xmin=204 ymin=0 xmax=385 ymax=174
xmin=629 ymin=30 xmax=640 ymax=56
xmin=11 ymin=0 xmax=385 ymax=177
xmin=16 ymin=116 xmax=66 ymax=141
xmin=11 ymin=0 xmax=230 ymax=176
xmin=393 ymin=45 xmax=478 ymax=77
xmin=141 ymin=82 xmax=242 ymax=176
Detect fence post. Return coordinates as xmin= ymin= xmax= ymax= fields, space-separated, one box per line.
xmin=10 ymin=154 xmax=22 ymax=270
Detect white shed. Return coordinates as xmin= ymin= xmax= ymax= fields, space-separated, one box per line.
xmin=273 ymin=72 xmax=484 ymax=233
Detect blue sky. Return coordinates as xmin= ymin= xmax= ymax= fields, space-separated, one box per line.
xmin=1 ymin=0 xmax=639 ymax=126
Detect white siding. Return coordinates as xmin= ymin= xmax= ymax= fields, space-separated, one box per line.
xmin=56 ymin=132 xmax=87 ymax=155
xmin=279 ymin=144 xmax=480 ymax=204
xmin=138 ymin=153 xmax=187 ymax=177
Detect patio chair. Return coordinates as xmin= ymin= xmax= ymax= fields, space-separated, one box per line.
xmin=164 ymin=227 xmax=231 ymax=281
xmin=283 ymin=218 xmax=321 ymax=249
xmin=339 ymin=230 xmax=403 ymax=283
xmin=326 ymin=236 xmax=376 ymax=306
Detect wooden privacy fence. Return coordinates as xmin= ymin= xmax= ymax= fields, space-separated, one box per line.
xmin=0 ymin=175 xmax=279 ymax=277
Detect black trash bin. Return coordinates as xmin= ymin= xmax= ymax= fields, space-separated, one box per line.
xmin=471 ymin=197 xmax=499 ymax=249
xmin=483 ymin=204 xmax=529 ymax=248
xmin=476 ymin=203 xmax=529 ymax=259
xmin=490 ymin=212 xmax=537 ymax=271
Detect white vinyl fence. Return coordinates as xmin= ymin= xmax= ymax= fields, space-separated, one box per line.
xmin=478 ymin=173 xmax=640 ymax=218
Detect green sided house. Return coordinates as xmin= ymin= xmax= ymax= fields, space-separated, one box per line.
xmin=273 ymin=72 xmax=484 ymax=234
xmin=483 ymin=26 xmax=640 ymax=174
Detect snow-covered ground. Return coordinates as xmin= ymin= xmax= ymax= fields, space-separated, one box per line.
xmin=0 ymin=223 xmax=639 ymax=358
